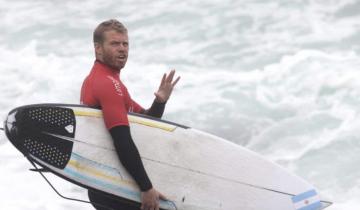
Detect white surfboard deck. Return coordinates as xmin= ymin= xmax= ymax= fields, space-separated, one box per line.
xmin=5 ymin=104 xmax=331 ymax=210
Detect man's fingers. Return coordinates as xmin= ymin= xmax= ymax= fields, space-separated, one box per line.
xmin=142 ymin=203 xmax=154 ymax=210
xmin=159 ymin=73 xmax=166 ymax=88
xmin=166 ymin=69 xmax=175 ymax=83
xmin=155 ymin=201 xmax=160 ymax=210
xmin=171 ymin=76 xmax=180 ymax=87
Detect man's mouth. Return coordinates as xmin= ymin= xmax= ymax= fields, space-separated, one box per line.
xmin=117 ymin=55 xmax=127 ymax=60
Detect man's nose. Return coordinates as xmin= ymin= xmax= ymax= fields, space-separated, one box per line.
xmin=118 ymin=43 xmax=127 ymax=51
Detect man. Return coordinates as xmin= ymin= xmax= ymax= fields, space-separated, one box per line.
xmin=81 ymin=19 xmax=180 ymax=210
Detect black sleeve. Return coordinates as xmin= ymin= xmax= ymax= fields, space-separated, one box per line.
xmin=142 ymin=100 xmax=166 ymax=118
xmin=109 ymin=125 xmax=152 ymax=192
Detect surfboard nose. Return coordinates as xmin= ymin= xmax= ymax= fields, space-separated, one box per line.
xmin=4 ymin=107 xmax=39 ymax=154
xmin=4 ymin=109 xmax=23 ymax=151
xmin=4 ymin=105 xmax=75 ymax=169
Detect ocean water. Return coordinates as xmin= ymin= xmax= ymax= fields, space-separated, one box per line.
xmin=0 ymin=0 xmax=359 ymax=209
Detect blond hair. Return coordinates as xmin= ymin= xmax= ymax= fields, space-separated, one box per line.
xmin=93 ymin=19 xmax=128 ymax=44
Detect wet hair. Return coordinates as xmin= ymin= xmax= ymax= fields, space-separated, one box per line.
xmin=93 ymin=19 xmax=128 ymax=44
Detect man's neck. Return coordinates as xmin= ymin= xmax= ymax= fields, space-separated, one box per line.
xmin=95 ymin=59 xmax=121 ymax=73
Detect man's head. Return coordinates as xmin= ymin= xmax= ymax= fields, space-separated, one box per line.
xmin=93 ymin=19 xmax=129 ymax=70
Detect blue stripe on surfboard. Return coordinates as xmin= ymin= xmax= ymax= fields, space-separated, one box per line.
xmin=63 ymin=166 xmax=139 ymax=198
xmin=292 ymin=189 xmax=317 ymax=203
xmin=64 ymin=153 xmax=174 ymax=209
xmin=70 ymin=152 xmax=121 ymax=177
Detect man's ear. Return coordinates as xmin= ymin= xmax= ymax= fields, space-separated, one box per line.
xmin=94 ymin=42 xmax=103 ymax=57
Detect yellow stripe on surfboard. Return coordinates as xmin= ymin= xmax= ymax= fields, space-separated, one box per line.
xmin=128 ymin=115 xmax=176 ymax=132
xmin=73 ymin=110 xmax=176 ymax=132
xmin=74 ymin=110 xmax=102 ymax=118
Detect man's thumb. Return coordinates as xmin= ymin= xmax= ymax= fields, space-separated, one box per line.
xmin=158 ymin=192 xmax=168 ymax=201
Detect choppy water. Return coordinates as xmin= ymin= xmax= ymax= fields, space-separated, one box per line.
xmin=0 ymin=0 xmax=359 ymax=209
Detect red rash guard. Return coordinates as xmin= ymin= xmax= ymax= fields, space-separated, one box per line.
xmin=81 ymin=60 xmax=144 ymax=129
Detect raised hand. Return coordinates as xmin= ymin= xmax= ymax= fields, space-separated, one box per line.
xmin=154 ymin=69 xmax=180 ymax=103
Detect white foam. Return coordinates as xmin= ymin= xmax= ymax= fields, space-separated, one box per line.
xmin=1 ymin=0 xmax=360 ymax=209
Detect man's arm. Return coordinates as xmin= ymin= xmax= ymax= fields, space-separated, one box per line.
xmin=110 ymin=125 xmax=152 ymax=191
xmin=142 ymin=100 xmax=166 ymax=118
xmin=94 ymin=77 xmax=167 ymax=209
xmin=110 ymin=125 xmax=167 ymax=210
xmin=94 ymin=77 xmax=154 ymax=191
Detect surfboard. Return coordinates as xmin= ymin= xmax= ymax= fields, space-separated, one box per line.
xmin=4 ymin=103 xmax=331 ymax=210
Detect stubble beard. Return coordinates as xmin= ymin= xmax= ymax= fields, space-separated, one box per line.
xmin=103 ymin=51 xmax=127 ymax=71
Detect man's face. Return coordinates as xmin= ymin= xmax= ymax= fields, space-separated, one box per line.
xmin=95 ymin=30 xmax=129 ymax=70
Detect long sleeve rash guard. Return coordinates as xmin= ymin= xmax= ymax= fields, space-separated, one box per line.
xmin=80 ymin=60 xmax=164 ymax=191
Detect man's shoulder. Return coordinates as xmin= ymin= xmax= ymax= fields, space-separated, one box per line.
xmin=88 ymin=68 xmax=113 ymax=85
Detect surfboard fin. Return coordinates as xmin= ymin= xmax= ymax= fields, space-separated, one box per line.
xmin=29 ymin=167 xmax=50 ymax=173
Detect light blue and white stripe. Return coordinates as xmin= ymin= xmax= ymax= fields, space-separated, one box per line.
xmin=292 ymin=189 xmax=322 ymax=210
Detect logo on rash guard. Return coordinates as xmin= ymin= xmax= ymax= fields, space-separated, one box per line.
xmin=107 ymin=76 xmax=123 ymax=96
xmin=129 ymin=106 xmax=134 ymax=112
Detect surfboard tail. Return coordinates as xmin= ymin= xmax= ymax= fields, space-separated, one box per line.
xmin=320 ymin=200 xmax=333 ymax=209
